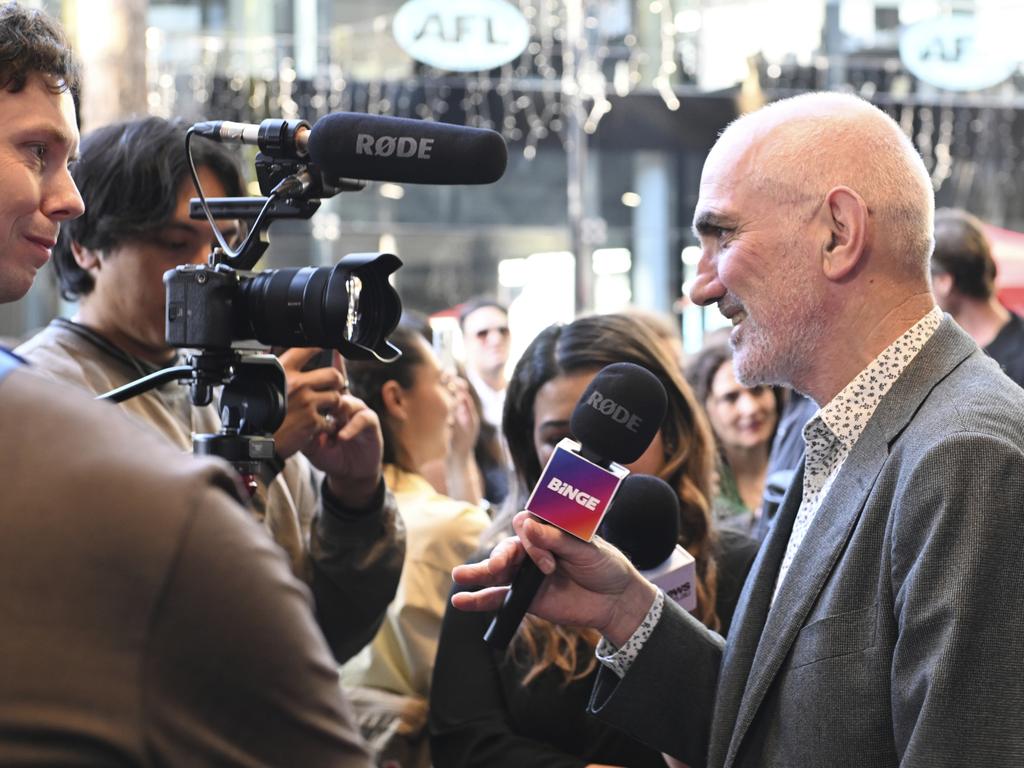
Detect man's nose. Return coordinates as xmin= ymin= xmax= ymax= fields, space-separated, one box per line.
xmin=689 ymin=252 xmax=724 ymax=307
xmin=45 ymin=167 xmax=85 ymax=222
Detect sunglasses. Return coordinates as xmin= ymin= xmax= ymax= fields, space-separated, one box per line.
xmin=473 ymin=326 xmax=510 ymax=340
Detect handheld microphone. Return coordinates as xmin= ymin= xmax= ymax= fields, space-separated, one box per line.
xmin=598 ymin=474 xmax=697 ymax=613
xmin=483 ymin=362 xmax=667 ymax=650
xmin=306 ymin=112 xmax=507 ymax=185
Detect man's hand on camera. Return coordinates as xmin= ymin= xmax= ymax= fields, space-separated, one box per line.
xmin=296 ymin=350 xmax=383 ymax=509
xmin=274 ymin=348 xmax=351 ymax=460
xmin=451 ymin=511 xmax=658 ymax=648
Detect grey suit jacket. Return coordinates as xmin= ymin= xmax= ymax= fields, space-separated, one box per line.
xmin=590 ymin=318 xmax=1024 ymax=767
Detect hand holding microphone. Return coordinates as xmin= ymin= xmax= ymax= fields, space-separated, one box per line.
xmin=479 ymin=362 xmax=667 ymax=650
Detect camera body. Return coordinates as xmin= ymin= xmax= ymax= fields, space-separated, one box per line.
xmin=165 ymin=263 xmax=242 ymax=350
xmin=164 ymin=252 xmax=402 ymax=361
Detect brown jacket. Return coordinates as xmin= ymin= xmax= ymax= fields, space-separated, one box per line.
xmin=0 ymin=361 xmax=372 ymax=766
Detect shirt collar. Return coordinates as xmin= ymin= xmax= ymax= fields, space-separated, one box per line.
xmin=811 ymin=306 xmax=943 ymax=452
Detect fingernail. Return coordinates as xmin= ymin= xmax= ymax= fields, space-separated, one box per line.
xmin=538 ymin=556 xmax=555 ymax=574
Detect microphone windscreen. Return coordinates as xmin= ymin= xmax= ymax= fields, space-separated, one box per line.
xmin=598 ymin=474 xmax=680 ymax=570
xmin=569 ymin=362 xmax=668 ymax=465
xmin=306 ymin=112 xmax=507 ymax=185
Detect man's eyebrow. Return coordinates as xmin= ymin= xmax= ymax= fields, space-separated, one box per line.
xmin=12 ymin=123 xmax=75 ymax=153
xmin=692 ymin=211 xmax=733 ymax=238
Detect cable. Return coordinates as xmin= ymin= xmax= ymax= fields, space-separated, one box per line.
xmin=184 ymin=127 xmax=288 ymax=264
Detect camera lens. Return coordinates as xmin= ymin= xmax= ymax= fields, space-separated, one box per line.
xmin=235 ymin=253 xmax=402 ymax=360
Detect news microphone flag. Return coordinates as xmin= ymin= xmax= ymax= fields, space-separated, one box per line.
xmin=525 ymin=438 xmax=628 ymax=541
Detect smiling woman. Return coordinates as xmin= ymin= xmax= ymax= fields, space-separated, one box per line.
xmin=686 ymin=341 xmax=783 ymax=533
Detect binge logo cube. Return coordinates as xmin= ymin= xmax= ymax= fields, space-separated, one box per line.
xmin=526 ymin=438 xmax=628 ymax=541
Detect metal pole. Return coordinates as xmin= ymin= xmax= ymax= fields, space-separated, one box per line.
xmin=564 ymin=0 xmax=592 ymax=314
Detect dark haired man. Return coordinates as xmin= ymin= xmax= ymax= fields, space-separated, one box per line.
xmin=18 ymin=114 xmax=405 ymax=665
xmin=0 ymin=1 xmax=371 ymax=763
xmin=931 ymin=207 xmax=1024 ymax=387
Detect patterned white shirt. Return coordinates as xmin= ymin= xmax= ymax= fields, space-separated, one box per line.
xmin=772 ymin=306 xmax=943 ymax=601
xmin=595 ymin=590 xmax=664 ymax=678
xmin=596 ymin=306 xmax=944 ymax=676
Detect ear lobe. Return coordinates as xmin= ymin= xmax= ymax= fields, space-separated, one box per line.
xmin=71 ymin=241 xmax=101 ymax=272
xmin=931 ymin=271 xmax=953 ymax=299
xmin=380 ymin=379 xmax=407 ymax=423
xmin=821 ymin=186 xmax=868 ymax=282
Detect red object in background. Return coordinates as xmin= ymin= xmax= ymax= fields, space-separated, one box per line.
xmin=985 ymin=224 xmax=1024 ymax=315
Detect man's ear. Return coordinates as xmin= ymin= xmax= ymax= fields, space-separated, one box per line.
xmin=71 ymin=241 xmax=101 ymax=273
xmin=380 ymin=379 xmax=407 ymax=423
xmin=931 ymin=271 xmax=954 ymax=300
xmin=820 ymin=186 xmax=868 ymax=282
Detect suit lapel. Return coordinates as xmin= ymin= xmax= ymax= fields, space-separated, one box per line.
xmin=721 ymin=316 xmax=977 ymax=767
xmin=707 ymin=462 xmax=805 ymax=768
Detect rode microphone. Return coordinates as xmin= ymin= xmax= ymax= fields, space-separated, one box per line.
xmin=307 ymin=112 xmax=507 ymax=185
xmin=598 ymin=474 xmax=697 ymax=613
xmin=191 ymin=112 xmax=508 ymax=186
xmin=483 ymin=362 xmax=667 ymax=650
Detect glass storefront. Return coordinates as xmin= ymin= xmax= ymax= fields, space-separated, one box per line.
xmin=5 ymin=0 xmax=1024 ymax=348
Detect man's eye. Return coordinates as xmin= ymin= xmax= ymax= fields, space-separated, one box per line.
xmin=26 ymin=143 xmax=47 ymax=163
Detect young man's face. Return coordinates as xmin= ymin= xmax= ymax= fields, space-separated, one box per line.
xmin=0 ymin=73 xmax=83 ymax=303
xmin=82 ymin=169 xmax=238 ymax=363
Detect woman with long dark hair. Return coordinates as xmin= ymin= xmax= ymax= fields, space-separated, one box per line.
xmin=430 ymin=313 xmax=758 ymax=767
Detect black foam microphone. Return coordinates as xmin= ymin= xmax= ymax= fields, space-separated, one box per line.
xmin=483 ymin=362 xmax=667 ymax=650
xmin=598 ymin=474 xmax=697 ymax=611
xmin=306 ymin=112 xmax=507 ymax=185
xmin=597 ymin=474 xmax=680 ymax=570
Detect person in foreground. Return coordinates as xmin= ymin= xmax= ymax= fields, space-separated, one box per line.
xmin=452 ymin=91 xmax=1024 ymax=768
xmin=0 ymin=2 xmax=371 ymax=763
xmin=430 ymin=313 xmax=757 ymax=768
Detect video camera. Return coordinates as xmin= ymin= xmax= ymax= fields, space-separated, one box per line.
xmin=101 ymin=112 xmax=507 ymax=489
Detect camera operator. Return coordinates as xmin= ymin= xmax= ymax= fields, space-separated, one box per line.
xmin=0 ymin=2 xmax=372 ymax=763
xmin=17 ymin=115 xmax=405 ymax=664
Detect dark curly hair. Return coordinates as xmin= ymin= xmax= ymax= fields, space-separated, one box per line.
xmin=52 ymin=117 xmax=244 ymax=300
xmin=0 ymin=2 xmax=79 ymax=94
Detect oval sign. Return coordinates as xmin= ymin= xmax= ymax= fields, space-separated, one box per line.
xmin=393 ymin=0 xmax=531 ymax=73
xmin=899 ymin=14 xmax=1017 ymax=92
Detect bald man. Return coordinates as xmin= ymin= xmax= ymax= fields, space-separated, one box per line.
xmin=453 ymin=93 xmax=1024 ymax=767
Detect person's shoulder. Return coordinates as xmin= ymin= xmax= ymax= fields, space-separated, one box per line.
xmin=14 ymin=321 xmax=97 ymax=390
xmin=929 ymin=349 xmax=1024 ymax=430
xmin=1 ymin=365 xmax=243 ymax=514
